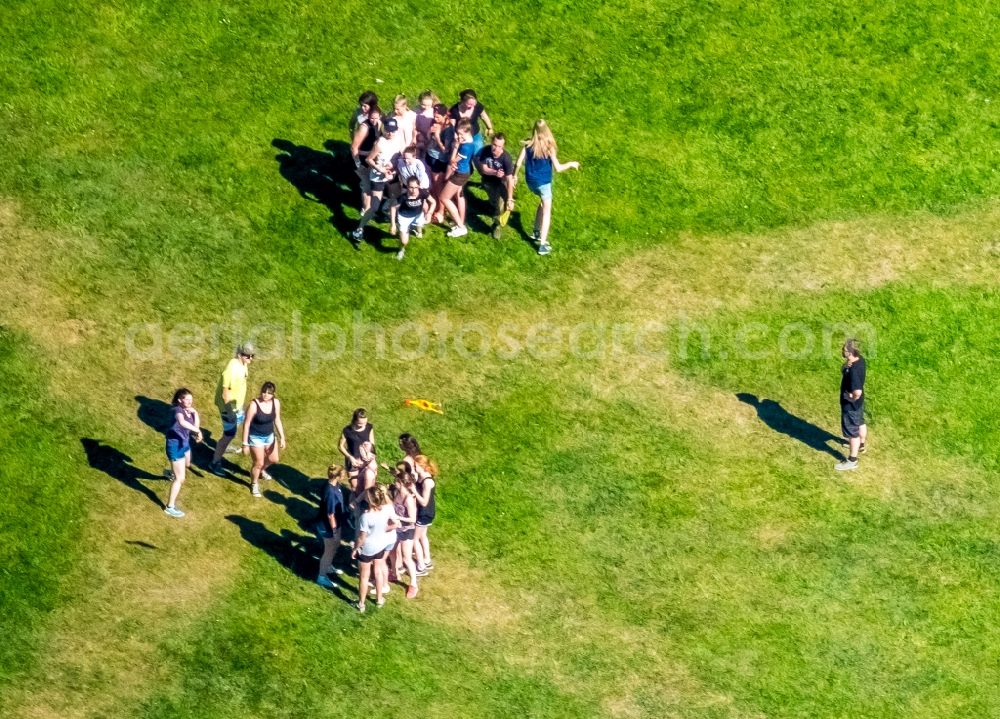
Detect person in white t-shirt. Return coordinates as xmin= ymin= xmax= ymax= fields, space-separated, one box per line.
xmin=352 ymin=484 xmax=399 ymax=612
xmin=391 ymin=94 xmax=418 ymax=149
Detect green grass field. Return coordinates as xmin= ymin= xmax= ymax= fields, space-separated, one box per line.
xmin=2 ymin=1 xmax=999 ymax=717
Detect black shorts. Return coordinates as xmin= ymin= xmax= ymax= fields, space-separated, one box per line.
xmin=396 ymin=526 xmax=415 ymax=541
xmin=428 ymin=156 xmax=449 ymax=174
xmin=416 ymin=516 xmax=434 ymax=527
xmin=358 ymin=548 xmax=385 ymax=563
xmin=370 ymin=180 xmax=387 ymax=193
xmin=841 ymin=405 xmax=865 ymax=438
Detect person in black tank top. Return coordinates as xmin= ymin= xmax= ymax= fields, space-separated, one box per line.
xmin=339 ymin=408 xmax=378 ymax=496
xmin=350 ymin=106 xmax=383 ymax=214
xmin=241 ymin=382 xmax=286 ymax=497
xmin=412 ymin=454 xmax=438 ymax=574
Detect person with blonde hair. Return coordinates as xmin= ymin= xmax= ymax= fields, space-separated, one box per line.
xmin=352 ymin=484 xmax=398 ymax=611
xmin=391 ymin=94 xmax=418 ymax=149
xmin=209 ymin=341 xmax=254 ymax=476
xmin=513 ymin=119 xmax=580 ymax=255
xmin=315 ymin=465 xmax=347 ymax=589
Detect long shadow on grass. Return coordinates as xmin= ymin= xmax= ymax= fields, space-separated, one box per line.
xmin=134 ymin=395 xmax=250 ymax=487
xmin=226 ymin=514 xmax=357 ymax=603
xmin=456 ymin=181 xmax=495 ymax=237
xmin=262 ymin=464 xmax=319 ymax=534
xmin=261 ymin=466 xmax=358 ymax=552
xmin=273 ymin=138 xmax=359 ymax=242
xmin=510 ymin=202 xmax=543 ymax=252
xmin=80 ymin=438 xmax=165 ymax=508
xmin=736 ymin=393 xmax=844 ymax=459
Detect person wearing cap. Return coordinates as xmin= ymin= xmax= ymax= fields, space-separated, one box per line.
xmin=209 ymin=342 xmax=254 ymax=476
xmin=351 ymin=117 xmax=400 ymax=246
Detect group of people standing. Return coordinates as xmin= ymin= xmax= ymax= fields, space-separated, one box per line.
xmin=348 ymin=88 xmax=580 ymax=257
xmin=161 ymin=343 xmax=438 ymax=611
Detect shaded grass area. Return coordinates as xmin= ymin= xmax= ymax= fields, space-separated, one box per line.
xmin=0 ymin=329 xmax=87 ymax=693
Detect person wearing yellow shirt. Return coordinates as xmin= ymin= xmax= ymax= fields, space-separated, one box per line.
xmin=209 ymin=342 xmax=254 ymax=476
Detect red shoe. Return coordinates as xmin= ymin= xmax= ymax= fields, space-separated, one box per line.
xmin=406 ymin=584 xmax=418 ymax=599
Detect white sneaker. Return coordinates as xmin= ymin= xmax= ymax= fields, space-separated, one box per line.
xmin=447 ymin=225 xmax=468 ymax=237
xmin=396 ymin=249 xmax=405 ymax=260
xmin=834 ymin=459 xmax=859 ymax=471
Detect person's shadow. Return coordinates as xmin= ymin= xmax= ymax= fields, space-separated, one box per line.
xmin=272 ymin=138 xmax=358 ymax=238
xmin=80 ymin=438 xmax=164 ymax=508
xmin=272 ymin=138 xmax=415 ymax=255
xmin=262 ymin=465 xmax=356 ymax=573
xmin=134 ymin=395 xmax=249 ymax=486
xmin=226 ymin=515 xmax=357 ymax=603
xmin=510 ymin=202 xmax=542 ymax=252
xmin=456 ymin=180 xmax=494 ymax=236
xmin=260 ymin=464 xmax=319 ymax=529
xmin=736 ymin=393 xmax=844 ymax=459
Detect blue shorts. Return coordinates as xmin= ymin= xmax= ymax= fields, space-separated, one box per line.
xmin=166 ymin=438 xmax=190 ymax=462
xmin=248 ymin=433 xmax=274 ymax=448
xmin=528 ymin=182 xmax=552 ymax=200
xmin=221 ymin=409 xmax=245 ymax=437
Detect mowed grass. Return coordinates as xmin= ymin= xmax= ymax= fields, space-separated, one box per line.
xmin=1 ymin=0 xmax=999 ymax=717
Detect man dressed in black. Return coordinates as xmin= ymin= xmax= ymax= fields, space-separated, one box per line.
xmin=835 ymin=339 xmax=868 ymax=471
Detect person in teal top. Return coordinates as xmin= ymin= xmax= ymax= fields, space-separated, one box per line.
xmin=513 ymin=119 xmax=580 ymax=256
xmin=438 ymin=119 xmax=476 ymax=238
